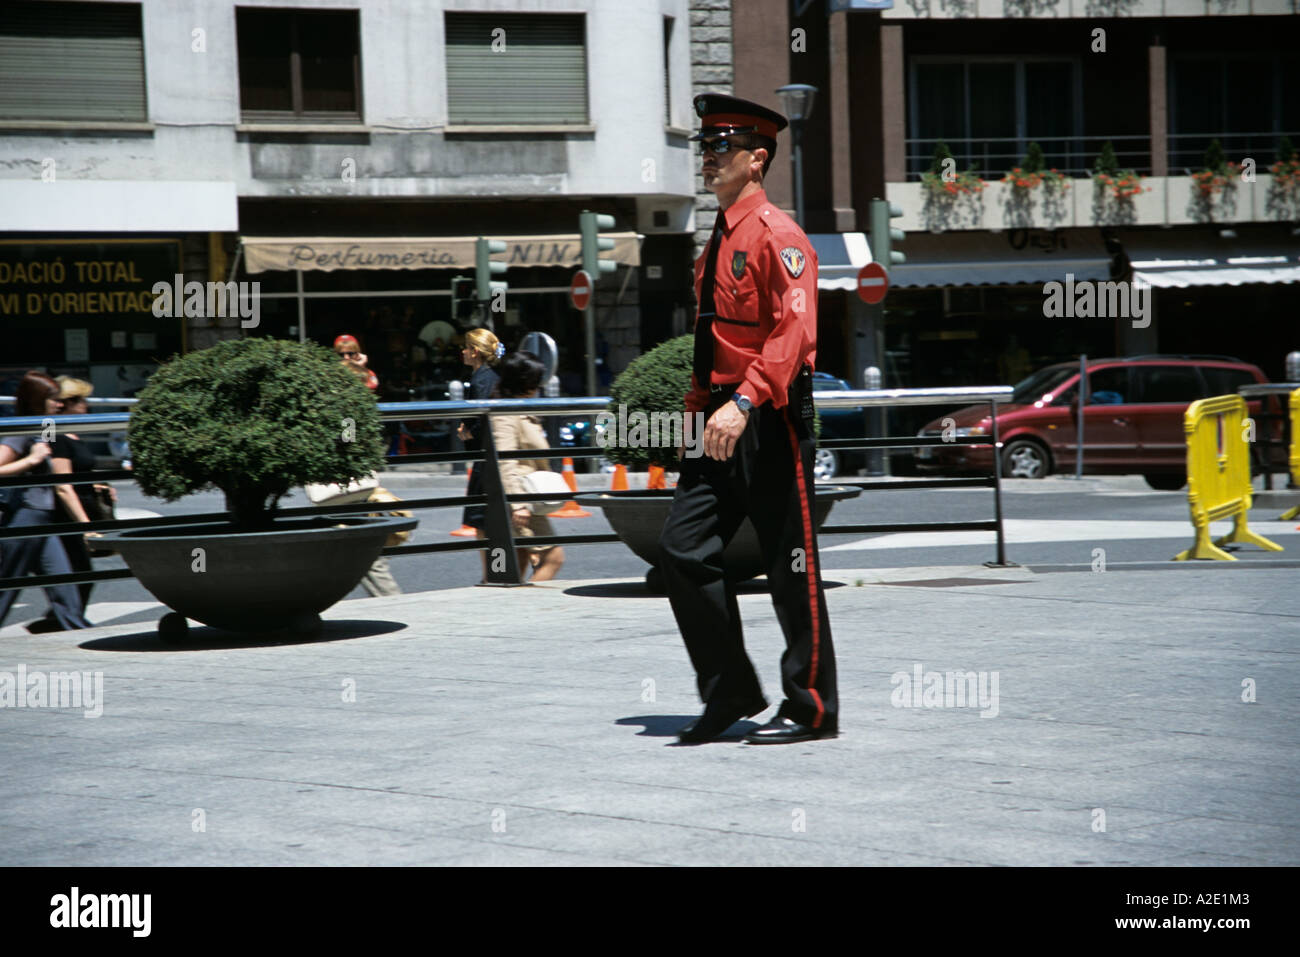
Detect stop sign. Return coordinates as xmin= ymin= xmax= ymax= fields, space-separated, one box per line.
xmin=857 ymin=261 xmax=889 ymax=304
xmin=570 ymin=270 xmax=593 ymax=310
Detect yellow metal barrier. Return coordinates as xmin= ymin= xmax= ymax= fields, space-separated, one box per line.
xmin=1174 ymin=394 xmax=1283 ymax=561
xmin=1281 ymin=388 xmax=1300 ymax=521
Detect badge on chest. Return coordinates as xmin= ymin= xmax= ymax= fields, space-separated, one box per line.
xmin=731 ymin=250 xmax=747 ymax=279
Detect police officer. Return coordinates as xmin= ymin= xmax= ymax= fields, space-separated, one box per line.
xmin=659 ymin=93 xmax=838 ymax=745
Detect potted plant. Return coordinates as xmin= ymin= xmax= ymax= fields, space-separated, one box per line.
xmin=1001 ymin=142 xmax=1071 ymax=226
xmin=575 ymin=335 xmax=859 ymax=592
xmin=1266 ymin=135 xmax=1300 ymax=221
xmin=99 ymin=338 xmax=416 ymax=639
xmin=1091 ymin=141 xmax=1145 ymax=225
xmin=1188 ymin=138 xmax=1240 ymax=222
xmin=920 ymin=141 xmax=986 ymax=231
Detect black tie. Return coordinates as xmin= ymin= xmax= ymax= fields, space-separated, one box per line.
xmin=693 ymin=216 xmax=724 ymax=388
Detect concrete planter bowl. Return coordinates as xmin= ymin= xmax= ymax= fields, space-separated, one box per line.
xmin=98 ymin=515 xmax=417 ymax=641
xmin=574 ymin=486 xmax=861 ymax=593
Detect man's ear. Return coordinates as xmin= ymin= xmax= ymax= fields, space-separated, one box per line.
xmin=751 ymin=147 xmax=768 ymax=178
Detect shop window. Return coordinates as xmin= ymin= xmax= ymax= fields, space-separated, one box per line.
xmin=908 ymin=57 xmax=1080 ymax=177
xmin=445 ymin=13 xmax=588 ymax=125
xmin=236 ymin=7 xmax=361 ymax=121
xmin=0 ymin=2 xmax=146 ymax=122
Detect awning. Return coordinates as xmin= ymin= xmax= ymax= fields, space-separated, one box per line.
xmin=891 ymin=231 xmax=1111 ymax=288
xmin=241 ymin=234 xmax=642 ymax=274
xmin=810 ymin=232 xmax=872 ymax=291
xmin=1125 ymin=229 xmax=1300 ymax=288
xmin=0 ymin=181 xmax=237 ymax=232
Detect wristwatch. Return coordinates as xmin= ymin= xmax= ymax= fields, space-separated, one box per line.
xmin=730 ymin=392 xmax=754 ymax=413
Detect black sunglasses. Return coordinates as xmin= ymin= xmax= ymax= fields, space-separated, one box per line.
xmin=697 ymin=137 xmax=755 ymax=156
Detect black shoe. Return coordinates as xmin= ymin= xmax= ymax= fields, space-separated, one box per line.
xmin=677 ymin=697 xmax=768 ymax=744
xmin=24 ymin=617 xmax=62 ymax=634
xmin=743 ymin=715 xmax=838 ymax=745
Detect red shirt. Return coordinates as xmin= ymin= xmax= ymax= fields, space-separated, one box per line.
xmin=685 ymin=188 xmax=819 ymax=415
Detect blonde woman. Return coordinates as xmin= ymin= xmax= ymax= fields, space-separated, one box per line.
xmin=458 ymin=328 xmax=503 ymax=534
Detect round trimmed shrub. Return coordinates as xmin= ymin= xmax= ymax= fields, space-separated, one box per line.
xmin=604 ymin=335 xmax=694 ymax=471
xmin=129 ymin=338 xmax=387 ymax=528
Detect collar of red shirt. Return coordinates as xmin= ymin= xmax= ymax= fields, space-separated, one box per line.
xmin=718 ymin=187 xmax=768 ymax=234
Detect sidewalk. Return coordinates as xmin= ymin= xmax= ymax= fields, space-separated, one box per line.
xmin=2 ymin=561 xmax=1296 ymax=866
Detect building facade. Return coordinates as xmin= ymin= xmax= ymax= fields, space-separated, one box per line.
xmin=0 ymin=0 xmax=698 ymax=400
xmin=727 ymin=0 xmax=1299 ymax=433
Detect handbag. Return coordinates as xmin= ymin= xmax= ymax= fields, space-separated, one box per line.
xmin=304 ymin=472 xmax=380 ymax=505
xmin=520 ymin=469 xmax=571 ymax=515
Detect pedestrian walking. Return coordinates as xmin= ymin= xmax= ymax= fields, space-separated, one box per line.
xmin=306 ymin=334 xmax=400 ymax=597
xmin=458 ymin=328 xmax=503 ymax=533
xmin=481 ymin=351 xmax=564 ymax=582
xmin=0 ymin=371 xmax=92 ymax=632
xmin=26 ymin=377 xmax=115 ymax=632
xmin=658 ymin=94 xmax=838 ymax=744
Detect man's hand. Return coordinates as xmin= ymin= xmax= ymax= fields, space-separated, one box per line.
xmin=702 ymin=401 xmax=749 ymax=461
xmin=512 ymin=506 xmax=532 ymax=531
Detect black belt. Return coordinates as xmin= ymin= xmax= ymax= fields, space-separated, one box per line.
xmin=709 ymin=381 xmax=742 ymax=394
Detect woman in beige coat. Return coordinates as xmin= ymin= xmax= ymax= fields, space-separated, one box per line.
xmin=481 ymin=351 xmax=565 ymax=582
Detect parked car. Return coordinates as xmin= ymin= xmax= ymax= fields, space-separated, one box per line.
xmin=915 ymin=355 xmax=1277 ymax=489
xmin=812 ymin=372 xmax=870 ymax=479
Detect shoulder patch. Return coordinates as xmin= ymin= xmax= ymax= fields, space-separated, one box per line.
xmin=779 ymin=246 xmax=806 ymax=278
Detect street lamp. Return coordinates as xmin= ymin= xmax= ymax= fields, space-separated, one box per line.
xmin=775 ymin=83 xmax=818 ymax=228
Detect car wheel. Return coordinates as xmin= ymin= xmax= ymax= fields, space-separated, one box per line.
xmin=1143 ymin=473 xmax=1186 ymax=491
xmin=1002 ymin=439 xmax=1050 ymax=479
xmin=813 ymin=447 xmax=838 ymax=481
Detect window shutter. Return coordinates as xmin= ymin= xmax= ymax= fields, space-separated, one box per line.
xmin=0 ymin=2 xmax=146 ymax=122
xmin=446 ymin=13 xmax=587 ymax=125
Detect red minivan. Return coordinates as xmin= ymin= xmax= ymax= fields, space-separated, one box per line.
xmin=915 ymin=356 xmax=1274 ymax=489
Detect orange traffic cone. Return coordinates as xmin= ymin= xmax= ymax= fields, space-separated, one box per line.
xmin=450 ymin=464 xmax=479 ymax=535
xmin=611 ymin=464 xmax=629 ymax=491
xmin=647 ymin=464 xmax=665 ymax=489
xmin=550 ymin=457 xmax=591 ymax=518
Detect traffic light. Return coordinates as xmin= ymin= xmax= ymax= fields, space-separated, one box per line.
xmin=579 ymin=210 xmax=617 ymax=280
xmin=451 ymin=276 xmax=477 ymax=322
xmin=475 ymin=237 xmax=508 ymax=317
xmin=870 ymin=198 xmax=906 ymax=266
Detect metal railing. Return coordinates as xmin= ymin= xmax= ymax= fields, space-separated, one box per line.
xmin=906 ymin=134 xmax=1152 ymax=180
xmin=905 ymin=130 xmax=1300 ymax=181
xmin=0 ymin=386 xmax=1015 ymax=598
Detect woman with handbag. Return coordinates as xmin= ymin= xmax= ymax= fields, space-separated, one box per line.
xmin=482 ymin=351 xmax=565 ymax=582
xmin=0 ymin=371 xmax=92 ymax=632
xmin=25 ymin=377 xmax=114 ymax=632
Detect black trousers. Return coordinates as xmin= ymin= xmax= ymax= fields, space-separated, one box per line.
xmin=658 ymin=395 xmax=837 ymax=730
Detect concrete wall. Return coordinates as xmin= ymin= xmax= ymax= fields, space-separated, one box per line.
xmin=0 ymin=0 xmax=695 ymax=207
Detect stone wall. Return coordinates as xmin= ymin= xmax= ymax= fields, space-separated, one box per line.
xmin=690 ymin=0 xmax=734 ymax=256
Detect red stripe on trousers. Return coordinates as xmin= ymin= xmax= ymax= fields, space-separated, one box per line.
xmin=784 ymin=417 xmax=823 ymax=728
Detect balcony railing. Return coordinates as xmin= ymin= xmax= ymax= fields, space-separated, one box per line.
xmin=906 ymin=134 xmax=1152 ymax=180
xmin=905 ymin=131 xmax=1300 ymax=182
xmin=1167 ymin=131 xmax=1300 ymax=175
